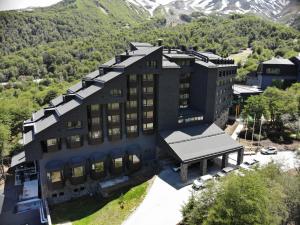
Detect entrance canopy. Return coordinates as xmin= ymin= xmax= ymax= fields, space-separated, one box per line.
xmin=159 ymin=123 xmax=243 ymax=163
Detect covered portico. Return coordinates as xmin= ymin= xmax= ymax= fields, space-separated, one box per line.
xmin=159 ymin=123 xmax=244 ymax=182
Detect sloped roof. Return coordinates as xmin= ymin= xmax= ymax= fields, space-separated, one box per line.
xmin=160 ymin=123 xmax=243 ymax=163
xmin=262 ymin=58 xmax=294 ymax=65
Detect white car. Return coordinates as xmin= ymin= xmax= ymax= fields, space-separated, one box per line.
xmin=192 ymin=174 xmax=213 ymax=190
xmin=222 ymin=166 xmax=236 ymax=174
xmin=261 ymin=147 xmax=278 ymax=155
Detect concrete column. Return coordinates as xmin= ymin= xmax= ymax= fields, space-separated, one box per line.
xmin=222 ymin=153 xmax=229 ymax=168
xmin=180 ymin=163 xmax=188 ymax=182
xmin=199 ymin=159 xmax=207 ymax=176
xmin=237 ymin=148 xmax=244 ymax=165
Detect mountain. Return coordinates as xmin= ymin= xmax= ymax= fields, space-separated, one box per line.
xmin=126 ymin=0 xmax=300 ymax=26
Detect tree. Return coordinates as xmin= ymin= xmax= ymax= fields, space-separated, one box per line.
xmin=43 ymin=89 xmax=58 ymax=105
xmin=0 ymin=124 xmax=10 ymax=179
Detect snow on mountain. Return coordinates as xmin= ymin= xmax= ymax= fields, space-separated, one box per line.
xmin=126 ymin=0 xmax=296 ymax=19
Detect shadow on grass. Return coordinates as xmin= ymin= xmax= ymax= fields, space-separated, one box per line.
xmin=50 ymin=183 xmax=144 ymax=224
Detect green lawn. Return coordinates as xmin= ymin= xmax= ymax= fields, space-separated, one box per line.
xmin=51 ymin=181 xmax=149 ymax=225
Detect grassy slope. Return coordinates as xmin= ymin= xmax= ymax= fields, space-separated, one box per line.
xmin=51 ymin=181 xmax=149 ymax=225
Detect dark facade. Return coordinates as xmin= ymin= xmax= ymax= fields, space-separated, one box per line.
xmin=15 ymin=42 xmax=238 ymax=204
xmin=257 ymin=57 xmax=300 ymax=89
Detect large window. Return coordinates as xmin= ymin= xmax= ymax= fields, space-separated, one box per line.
xmin=108 ymin=115 xmax=120 ymax=123
xmin=126 ymin=100 xmax=137 ymax=108
xmin=129 ymin=74 xmax=137 ymax=82
xmin=143 ymin=123 xmax=153 ymax=131
xmin=90 ymin=104 xmax=100 ymax=113
xmin=129 ymin=154 xmax=140 ymax=165
xmin=72 ymin=166 xmax=84 ymax=178
xmin=92 ymin=162 xmax=104 ymax=173
xmin=47 ymin=171 xmax=62 ymax=183
xmin=143 ymin=99 xmax=153 ymax=107
xmin=89 ymin=130 xmax=102 ymax=140
xmin=108 ymin=128 xmax=120 ymax=136
xmin=143 ymin=87 xmax=154 ymax=94
xmin=127 ymin=125 xmax=137 ymax=133
xmin=142 ymin=74 xmax=154 ymax=82
xmin=266 ymin=68 xmax=280 ymax=75
xmin=67 ymin=121 xmax=82 ymax=129
xmin=129 ymin=87 xmax=137 ymax=95
xmin=110 ymin=89 xmax=122 ymax=97
xmin=126 ymin=113 xmax=137 ymax=120
xmin=91 ymin=117 xmax=100 ymax=125
xmin=47 ymin=138 xmax=58 ymax=147
xmin=114 ymin=157 xmax=123 ymax=170
xmin=143 ymin=111 xmax=153 ymax=119
xmin=146 ymin=60 xmax=157 ymax=68
xmin=107 ymin=103 xmax=119 ymax=110
xmin=66 ymin=135 xmax=82 ymax=148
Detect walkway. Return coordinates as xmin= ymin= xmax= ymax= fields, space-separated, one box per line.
xmin=122 ymin=169 xmax=193 ymax=225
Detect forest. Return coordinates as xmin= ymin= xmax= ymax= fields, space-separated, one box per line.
xmin=0 ymin=0 xmax=300 ymax=157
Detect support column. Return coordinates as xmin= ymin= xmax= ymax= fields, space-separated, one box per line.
xmin=180 ymin=163 xmax=188 ymax=182
xmin=237 ymin=148 xmax=244 ymax=165
xmin=199 ymin=159 xmax=207 ymax=176
xmin=222 ymin=153 xmax=229 ymax=168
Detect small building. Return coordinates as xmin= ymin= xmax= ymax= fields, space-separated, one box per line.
xmin=257 ymin=57 xmax=300 ymax=89
xmin=231 ymin=84 xmax=263 ymax=117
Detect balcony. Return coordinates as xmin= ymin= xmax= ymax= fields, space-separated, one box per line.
xmin=142 ymin=92 xmax=154 ymax=99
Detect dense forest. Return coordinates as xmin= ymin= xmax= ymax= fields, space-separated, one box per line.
xmin=0 ymin=0 xmax=299 ymax=157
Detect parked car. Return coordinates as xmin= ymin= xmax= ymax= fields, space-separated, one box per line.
xmin=261 ymin=146 xmax=278 ymax=155
xmin=222 ymin=166 xmax=236 ymax=174
xmin=192 ymin=174 xmax=213 ymax=190
xmin=214 ymin=171 xmax=226 ymax=178
xmin=243 ymin=158 xmax=259 ymax=166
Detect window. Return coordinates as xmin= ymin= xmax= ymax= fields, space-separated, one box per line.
xmin=129 ymin=74 xmax=137 ymax=81
xmin=146 ymin=60 xmax=157 ymax=68
xmin=110 ymin=89 xmax=122 ymax=97
xmin=47 ymin=138 xmax=58 ymax=147
xmin=66 ymin=135 xmax=82 ymax=148
xmin=126 ymin=113 xmax=137 ymax=120
xmin=143 ymin=99 xmax=153 ymax=107
xmin=91 ymin=117 xmax=100 ymax=125
xmin=180 ymin=83 xmax=190 ymax=89
xmin=129 ymin=87 xmax=137 ymax=95
xmin=266 ymin=68 xmax=280 ymax=75
xmin=181 ymin=73 xmax=191 ymax=80
xmin=143 ymin=87 xmax=154 ymax=94
xmin=108 ymin=128 xmax=120 ymax=136
xmin=107 ymin=103 xmax=119 ymax=110
xmin=126 ymin=100 xmax=137 ymax=108
xmin=143 ymin=123 xmax=153 ymax=130
xmin=142 ymin=74 xmax=154 ymax=82
xmin=129 ymin=154 xmax=140 ymax=165
xmin=92 ymin=162 xmax=104 ymax=173
xmin=143 ymin=111 xmax=153 ymax=119
xmin=179 ymin=93 xmax=189 ymax=100
xmin=72 ymin=166 xmax=84 ymax=178
xmin=89 ymin=130 xmax=102 ymax=139
xmin=108 ymin=115 xmax=120 ymax=123
xmin=127 ymin=125 xmax=137 ymax=133
xmin=47 ymin=171 xmax=62 ymax=183
xmin=90 ymin=104 xmax=100 ymax=112
xmin=114 ymin=157 xmax=123 ymax=169
xmin=67 ymin=121 xmax=82 ymax=129
xmin=179 ymin=100 xmax=188 ymax=108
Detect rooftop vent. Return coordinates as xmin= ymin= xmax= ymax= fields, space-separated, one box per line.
xmin=44 ymin=107 xmax=57 ymax=117
xmin=82 ymin=77 xmax=94 ymax=88
xmin=63 ymin=93 xmax=77 ymax=102
xmin=157 ymin=39 xmax=163 ymax=46
xmin=23 ymin=122 xmax=35 ymax=133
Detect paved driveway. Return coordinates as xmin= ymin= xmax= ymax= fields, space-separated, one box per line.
xmin=122 ymin=168 xmax=193 ymax=225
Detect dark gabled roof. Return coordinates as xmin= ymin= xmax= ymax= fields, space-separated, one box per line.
xmin=50 ymin=95 xmax=64 ymax=107
xmin=162 ymin=57 xmax=180 ymax=68
xmin=113 ymin=56 xmax=144 ymax=68
xmin=160 ymin=123 xmax=243 ymax=163
xmin=34 ymin=114 xmax=59 ymax=134
xmin=262 ymin=58 xmax=294 ymax=65
xmin=126 ymin=46 xmax=161 ymax=56
xmin=85 ymin=70 xmax=99 ymax=79
xmin=67 ymin=82 xmax=83 ymax=94
xmin=164 ymin=53 xmax=194 ymax=59
xmin=55 ymin=99 xmax=81 ymax=116
xmin=76 ymin=85 xmax=102 ymax=99
xmin=94 ymin=71 xmax=123 ymax=83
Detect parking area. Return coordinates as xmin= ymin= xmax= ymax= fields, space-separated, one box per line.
xmin=123 ymin=150 xmax=299 ymax=225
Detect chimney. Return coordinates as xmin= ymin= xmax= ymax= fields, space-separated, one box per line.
xmin=168 ymin=47 xmax=171 ymax=53
xmin=157 ymin=39 xmax=163 ymax=46
xmin=125 ymin=49 xmax=129 ymax=56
